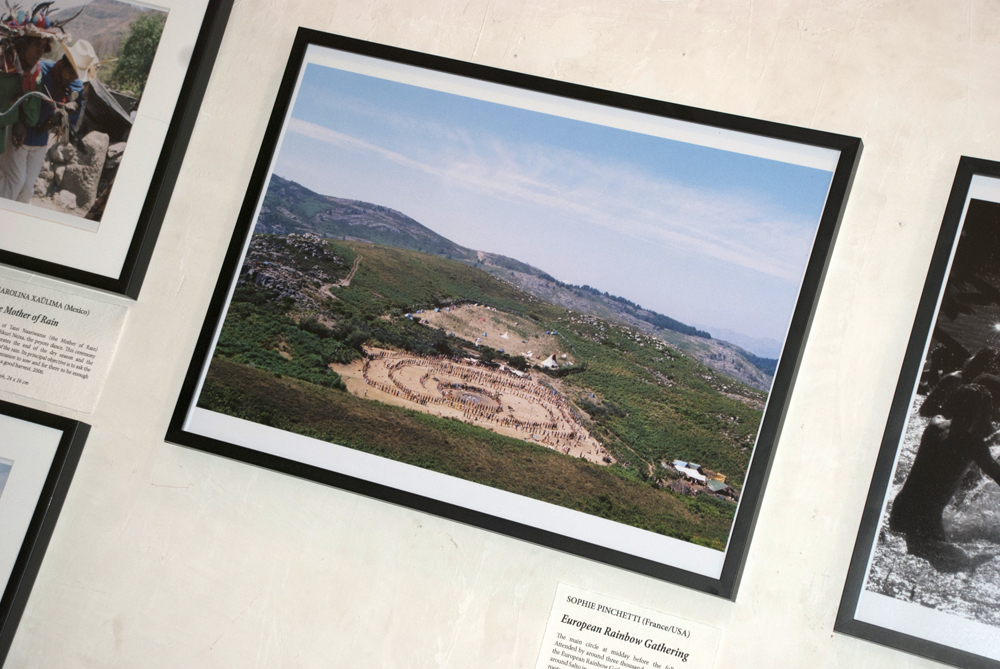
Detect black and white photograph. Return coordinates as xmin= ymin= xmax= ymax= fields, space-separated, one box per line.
xmin=838 ymin=159 xmax=1000 ymax=667
xmin=169 ymin=30 xmax=860 ymax=597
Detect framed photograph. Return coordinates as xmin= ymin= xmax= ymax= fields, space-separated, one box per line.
xmin=167 ymin=28 xmax=861 ymax=598
xmin=0 ymin=0 xmax=234 ymax=298
xmin=0 ymin=400 xmax=88 ymax=663
xmin=837 ymin=158 xmax=1000 ymax=665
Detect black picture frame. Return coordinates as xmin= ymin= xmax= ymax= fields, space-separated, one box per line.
xmin=837 ymin=157 xmax=1000 ymax=666
xmin=0 ymin=0 xmax=235 ymax=299
xmin=0 ymin=400 xmax=88 ymax=665
xmin=167 ymin=28 xmax=861 ymax=599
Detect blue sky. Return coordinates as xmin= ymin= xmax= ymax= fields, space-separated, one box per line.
xmin=272 ymin=63 xmax=834 ymax=344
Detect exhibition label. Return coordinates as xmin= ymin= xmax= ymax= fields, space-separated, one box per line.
xmin=536 ymin=584 xmax=721 ymax=669
xmin=0 ymin=276 xmax=126 ymax=412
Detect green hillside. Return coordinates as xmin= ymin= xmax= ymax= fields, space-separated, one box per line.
xmin=201 ymin=234 xmax=767 ymax=548
xmin=255 ymin=175 xmax=734 ymax=352
xmin=257 ymin=175 xmax=476 ymax=259
xmin=201 ymin=358 xmax=736 ymax=547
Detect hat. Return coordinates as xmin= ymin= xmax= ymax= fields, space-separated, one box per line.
xmin=64 ymin=38 xmax=97 ymax=82
xmin=0 ymin=2 xmax=73 ymax=41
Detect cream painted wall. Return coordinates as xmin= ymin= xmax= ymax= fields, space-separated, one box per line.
xmin=4 ymin=0 xmax=999 ymax=666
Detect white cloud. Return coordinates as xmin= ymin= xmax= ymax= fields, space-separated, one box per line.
xmin=285 ymin=117 xmax=819 ymax=281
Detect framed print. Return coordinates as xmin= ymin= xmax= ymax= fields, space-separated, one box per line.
xmin=0 ymin=400 xmax=88 ymax=664
xmin=167 ymin=29 xmax=861 ymax=598
xmin=0 ymin=0 xmax=234 ymax=298
xmin=837 ymin=158 xmax=1000 ymax=666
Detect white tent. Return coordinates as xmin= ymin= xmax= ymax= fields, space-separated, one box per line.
xmin=677 ymin=466 xmax=707 ymax=483
xmin=540 ymin=355 xmax=559 ymax=369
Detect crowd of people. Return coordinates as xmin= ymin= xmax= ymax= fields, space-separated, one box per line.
xmin=0 ymin=3 xmax=98 ymax=204
xmin=358 ymin=348 xmax=610 ymax=459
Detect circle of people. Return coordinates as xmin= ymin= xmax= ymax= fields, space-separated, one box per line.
xmin=360 ymin=349 xmax=605 ymax=456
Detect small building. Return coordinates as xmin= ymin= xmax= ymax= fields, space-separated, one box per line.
xmin=706 ymin=479 xmax=729 ymax=493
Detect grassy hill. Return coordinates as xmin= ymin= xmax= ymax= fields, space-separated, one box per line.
xmin=201 ymin=358 xmax=736 ymax=548
xmin=56 ymin=0 xmax=165 ymax=59
xmin=257 ymin=175 xmax=477 ymax=259
xmin=256 ymin=175 xmax=777 ymax=383
xmin=481 ymin=263 xmax=776 ymax=389
xmin=200 ymin=233 xmax=770 ymax=548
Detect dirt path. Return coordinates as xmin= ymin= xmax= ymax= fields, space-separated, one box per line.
xmin=420 ymin=303 xmax=570 ymax=364
xmin=321 ymin=255 xmax=362 ymax=297
xmin=339 ymin=255 xmax=362 ymax=286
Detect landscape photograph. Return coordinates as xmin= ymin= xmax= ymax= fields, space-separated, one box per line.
xmin=194 ymin=58 xmax=837 ymax=552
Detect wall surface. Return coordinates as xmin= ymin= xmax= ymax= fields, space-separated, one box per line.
xmin=3 ymin=0 xmax=999 ymax=666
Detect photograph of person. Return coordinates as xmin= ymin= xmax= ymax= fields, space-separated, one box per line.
xmin=857 ymin=194 xmax=1000 ymax=653
xmin=0 ymin=0 xmax=167 ymax=225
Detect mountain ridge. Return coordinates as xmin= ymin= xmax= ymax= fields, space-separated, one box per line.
xmin=258 ymin=174 xmax=777 ymax=388
xmin=55 ymin=0 xmax=165 ymax=59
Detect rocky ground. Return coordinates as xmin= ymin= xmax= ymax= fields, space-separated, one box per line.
xmin=237 ymin=233 xmax=345 ymax=312
xmin=28 ymin=131 xmax=123 ymax=219
xmin=865 ymin=396 xmax=1000 ymax=627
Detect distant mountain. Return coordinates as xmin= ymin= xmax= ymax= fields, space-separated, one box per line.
xmin=553 ymin=283 xmax=711 ymax=339
xmin=260 ymin=176 xmax=573 ymax=282
xmin=691 ymin=325 xmax=783 ymax=360
xmin=258 ymin=175 xmax=774 ymax=386
xmin=55 ymin=0 xmax=165 ymax=59
xmin=478 ymin=263 xmax=775 ymax=389
xmin=258 ymin=175 xmax=477 ymax=260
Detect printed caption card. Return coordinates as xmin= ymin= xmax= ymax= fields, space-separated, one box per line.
xmin=536 ymin=584 xmax=721 ymax=669
xmin=0 ymin=276 xmax=126 ymax=412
